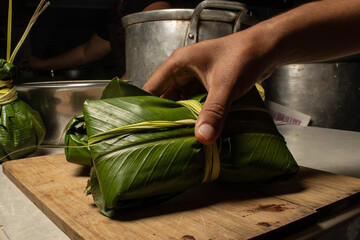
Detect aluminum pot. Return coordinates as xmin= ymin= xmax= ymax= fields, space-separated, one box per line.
xmin=264 ymin=63 xmax=360 ymax=131
xmin=122 ymin=0 xmax=257 ymax=87
xmin=16 ymin=80 xmax=110 ymax=145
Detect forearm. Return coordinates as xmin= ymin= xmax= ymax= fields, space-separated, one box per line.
xmin=39 ymin=33 xmax=111 ymax=70
xmin=245 ymin=0 xmax=360 ymax=68
xmin=40 ymin=46 xmax=89 ymax=70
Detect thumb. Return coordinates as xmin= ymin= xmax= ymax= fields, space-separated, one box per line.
xmin=195 ymin=85 xmax=233 ymax=145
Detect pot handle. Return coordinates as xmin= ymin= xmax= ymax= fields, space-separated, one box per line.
xmin=184 ymin=0 xmax=248 ymax=46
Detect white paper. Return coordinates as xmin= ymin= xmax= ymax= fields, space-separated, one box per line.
xmin=266 ymin=100 xmax=311 ymax=126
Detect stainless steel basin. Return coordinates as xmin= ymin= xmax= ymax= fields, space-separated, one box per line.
xmin=16 ymin=80 xmax=110 ymax=145
xmin=264 ymin=63 xmax=360 ymax=131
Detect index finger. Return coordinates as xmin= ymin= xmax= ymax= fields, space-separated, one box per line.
xmin=143 ymin=47 xmax=193 ymax=96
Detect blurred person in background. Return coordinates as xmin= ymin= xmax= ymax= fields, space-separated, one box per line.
xmin=18 ymin=0 xmax=180 ymax=78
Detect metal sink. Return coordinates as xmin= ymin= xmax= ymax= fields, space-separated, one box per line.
xmin=16 ymin=80 xmax=110 ymax=145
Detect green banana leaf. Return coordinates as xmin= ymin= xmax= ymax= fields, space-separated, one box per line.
xmin=218 ymin=88 xmax=298 ymax=183
xmin=64 ymin=77 xmax=152 ymax=166
xmin=0 ymin=59 xmax=46 ymax=162
xmin=64 ymin=114 xmax=90 ymax=166
xmin=81 ymin=80 xmax=298 ymax=216
xmin=100 ymin=77 xmax=152 ymax=99
xmin=0 ymin=60 xmax=14 ymax=80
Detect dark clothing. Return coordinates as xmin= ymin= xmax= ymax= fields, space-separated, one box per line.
xmin=97 ymin=0 xmax=182 ymax=41
xmin=96 ymin=0 xmax=181 ymax=75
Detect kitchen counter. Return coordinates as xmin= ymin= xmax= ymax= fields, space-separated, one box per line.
xmin=0 ymin=148 xmax=68 ymax=240
xmin=0 ymin=125 xmax=359 ymax=240
xmin=278 ymin=125 xmax=360 ymax=179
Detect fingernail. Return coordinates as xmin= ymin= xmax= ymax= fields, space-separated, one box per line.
xmin=198 ymin=123 xmax=215 ymax=141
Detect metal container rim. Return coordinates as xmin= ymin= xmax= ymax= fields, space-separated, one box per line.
xmin=15 ymin=80 xmax=111 ymax=89
xmin=122 ymin=8 xmax=241 ymax=27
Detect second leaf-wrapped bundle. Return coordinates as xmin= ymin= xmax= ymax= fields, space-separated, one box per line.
xmin=80 ymin=79 xmax=298 ymax=216
xmin=0 ymin=0 xmax=49 ymax=162
xmin=0 ymin=60 xmax=45 ymax=162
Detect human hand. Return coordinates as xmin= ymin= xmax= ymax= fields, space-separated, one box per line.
xmin=145 ymin=0 xmax=360 ymax=145
xmin=143 ymin=31 xmax=277 ymax=145
xmin=18 ymin=56 xmax=47 ymax=70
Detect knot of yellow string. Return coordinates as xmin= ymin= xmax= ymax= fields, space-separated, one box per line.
xmin=0 ymin=80 xmax=18 ymax=105
xmin=178 ymin=100 xmax=220 ymax=183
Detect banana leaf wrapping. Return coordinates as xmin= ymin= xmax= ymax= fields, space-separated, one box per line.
xmin=64 ymin=78 xmax=151 ymax=166
xmin=64 ymin=114 xmax=90 ymax=166
xmin=76 ymin=78 xmax=298 ymax=217
xmin=0 ymin=60 xmax=46 ymax=162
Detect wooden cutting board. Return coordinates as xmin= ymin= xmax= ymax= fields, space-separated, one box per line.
xmin=2 ymin=154 xmax=360 ymax=240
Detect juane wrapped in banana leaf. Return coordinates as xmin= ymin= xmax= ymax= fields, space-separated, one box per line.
xmin=0 ymin=0 xmax=49 ymax=162
xmin=66 ymin=78 xmax=298 ymax=217
xmin=0 ymin=60 xmax=45 ymax=162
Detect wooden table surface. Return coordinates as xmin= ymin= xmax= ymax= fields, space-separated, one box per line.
xmin=2 ymin=153 xmax=360 ymax=240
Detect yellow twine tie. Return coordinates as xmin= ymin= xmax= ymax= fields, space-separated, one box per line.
xmin=0 ymin=81 xmax=17 ymax=105
xmin=178 ymin=99 xmax=220 ymax=183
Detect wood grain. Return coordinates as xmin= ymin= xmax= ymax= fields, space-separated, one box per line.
xmin=250 ymin=167 xmax=360 ymax=217
xmin=2 ymin=154 xmax=360 ymax=240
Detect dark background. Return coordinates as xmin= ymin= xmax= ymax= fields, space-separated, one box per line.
xmin=0 ymin=0 xmax=117 ymax=81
